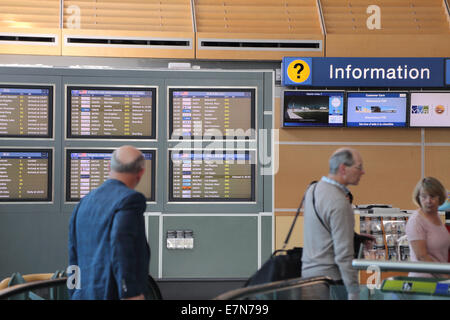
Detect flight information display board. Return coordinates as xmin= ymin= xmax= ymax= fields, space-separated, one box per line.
xmin=0 ymin=149 xmax=52 ymax=202
xmin=169 ymin=88 xmax=256 ymax=139
xmin=169 ymin=150 xmax=255 ymax=202
xmin=67 ymin=86 xmax=156 ymax=139
xmin=66 ymin=149 xmax=155 ymax=202
xmin=0 ymin=85 xmax=53 ymax=138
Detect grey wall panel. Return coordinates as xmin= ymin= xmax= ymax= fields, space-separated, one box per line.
xmin=145 ymin=214 xmax=160 ymax=278
xmin=261 ymin=215 xmax=273 ymax=263
xmin=162 ymin=215 xmax=258 ymax=278
xmin=0 ymin=66 xmax=274 ymax=280
xmin=0 ymin=213 xmax=71 ymax=279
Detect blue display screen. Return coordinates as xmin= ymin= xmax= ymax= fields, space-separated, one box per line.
xmin=282 ymin=91 xmax=344 ymax=127
xmin=346 ymin=92 xmax=408 ymax=127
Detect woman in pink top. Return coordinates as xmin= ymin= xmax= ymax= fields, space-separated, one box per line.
xmin=405 ymin=177 xmax=450 ymax=278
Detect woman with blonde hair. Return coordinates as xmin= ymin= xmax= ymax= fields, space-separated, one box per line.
xmin=405 ymin=177 xmax=450 ymax=278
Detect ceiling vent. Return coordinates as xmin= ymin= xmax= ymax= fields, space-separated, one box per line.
xmin=64 ymin=36 xmax=192 ymax=49
xmin=0 ymin=33 xmax=58 ymax=45
xmin=198 ymin=39 xmax=322 ymax=51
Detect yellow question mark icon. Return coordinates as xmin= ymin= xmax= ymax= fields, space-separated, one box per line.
xmin=287 ymin=59 xmax=311 ymax=83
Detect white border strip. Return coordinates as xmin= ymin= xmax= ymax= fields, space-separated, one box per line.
xmin=275 ymin=208 xmax=300 ymax=212
xmin=272 ymin=73 xmax=276 ymax=253
xmin=159 ymin=214 xmax=163 ymax=278
xmin=156 ymin=213 xmax=260 ymax=217
xmin=277 ymin=141 xmax=422 ymax=146
xmin=257 ymin=214 xmax=261 ymax=269
xmin=421 ymin=128 xmax=425 ymax=179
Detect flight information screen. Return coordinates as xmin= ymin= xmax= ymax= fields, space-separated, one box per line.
xmin=169 ymin=88 xmax=255 ymax=139
xmin=66 ymin=149 xmax=155 ymax=202
xmin=169 ymin=150 xmax=255 ymax=202
xmin=67 ymin=86 xmax=156 ymax=139
xmin=0 ymin=149 xmax=52 ymax=202
xmin=0 ymin=85 xmax=53 ymax=138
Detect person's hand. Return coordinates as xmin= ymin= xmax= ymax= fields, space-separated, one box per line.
xmin=359 ymin=233 xmax=375 ymax=250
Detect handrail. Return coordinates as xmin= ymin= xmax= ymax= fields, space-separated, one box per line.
xmin=214 ymin=276 xmax=334 ymax=300
xmin=0 ymin=273 xmax=55 ymax=290
xmin=0 ymin=275 xmax=162 ymax=300
xmin=352 ymin=259 xmax=450 ymax=274
xmin=0 ymin=278 xmax=67 ymax=300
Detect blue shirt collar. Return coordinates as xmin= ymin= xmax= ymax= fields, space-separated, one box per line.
xmin=321 ymin=176 xmax=351 ymax=196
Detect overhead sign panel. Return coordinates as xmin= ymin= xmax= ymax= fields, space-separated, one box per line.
xmin=282 ymin=57 xmax=445 ymax=87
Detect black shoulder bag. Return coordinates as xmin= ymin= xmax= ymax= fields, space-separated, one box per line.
xmin=244 ymin=181 xmax=317 ymax=287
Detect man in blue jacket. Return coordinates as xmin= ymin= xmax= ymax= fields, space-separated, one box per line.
xmin=68 ymin=145 xmax=150 ymax=300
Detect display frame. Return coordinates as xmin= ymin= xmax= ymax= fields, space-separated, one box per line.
xmin=281 ymin=89 xmax=345 ymax=128
xmin=65 ymin=84 xmax=158 ymax=140
xmin=345 ymin=91 xmax=409 ymax=128
xmin=0 ymin=147 xmax=53 ymax=203
xmin=409 ymin=90 xmax=450 ymax=128
xmin=64 ymin=148 xmax=157 ymax=203
xmin=167 ymin=148 xmax=257 ymax=203
xmin=0 ymin=83 xmax=54 ymax=139
xmin=167 ymin=86 xmax=257 ymax=141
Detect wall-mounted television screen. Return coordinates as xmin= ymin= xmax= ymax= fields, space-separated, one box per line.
xmin=409 ymin=92 xmax=450 ymax=127
xmin=282 ymin=90 xmax=344 ymax=127
xmin=0 ymin=149 xmax=52 ymax=202
xmin=169 ymin=150 xmax=255 ymax=202
xmin=0 ymin=85 xmax=53 ymax=138
xmin=169 ymin=88 xmax=256 ymax=140
xmin=66 ymin=149 xmax=155 ymax=202
xmin=346 ymin=92 xmax=408 ymax=127
xmin=67 ymin=86 xmax=156 ymax=139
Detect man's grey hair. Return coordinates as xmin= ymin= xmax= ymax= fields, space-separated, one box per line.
xmin=329 ymin=149 xmax=354 ymax=174
xmin=110 ymin=150 xmax=145 ymax=174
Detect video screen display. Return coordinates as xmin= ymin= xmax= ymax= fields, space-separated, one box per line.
xmin=169 ymin=88 xmax=256 ymax=139
xmin=66 ymin=149 xmax=155 ymax=202
xmin=282 ymin=91 xmax=344 ymax=127
xmin=0 ymin=85 xmax=53 ymax=138
xmin=410 ymin=92 xmax=450 ymax=127
xmin=67 ymin=86 xmax=156 ymax=139
xmin=169 ymin=150 xmax=255 ymax=202
xmin=0 ymin=149 xmax=52 ymax=202
xmin=346 ymin=92 xmax=408 ymax=127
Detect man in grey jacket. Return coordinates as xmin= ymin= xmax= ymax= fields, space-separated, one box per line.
xmin=301 ymin=147 xmax=365 ymax=300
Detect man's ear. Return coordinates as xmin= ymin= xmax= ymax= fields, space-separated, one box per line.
xmin=338 ymin=163 xmax=347 ymax=176
xmin=137 ymin=168 xmax=145 ymax=180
